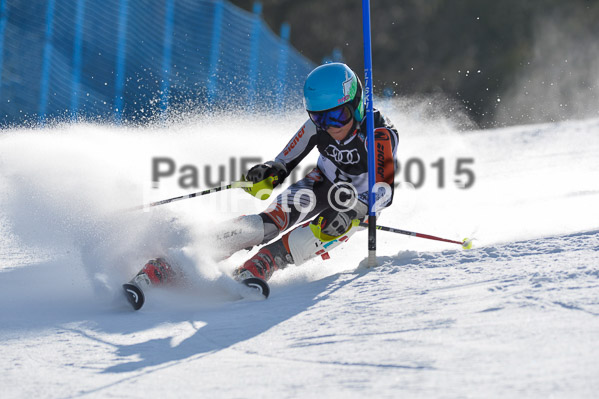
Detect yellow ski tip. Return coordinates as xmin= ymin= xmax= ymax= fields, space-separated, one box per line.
xmin=462 ymin=238 xmax=473 ymax=250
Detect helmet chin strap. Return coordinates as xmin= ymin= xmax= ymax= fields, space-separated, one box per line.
xmin=344 ymin=120 xmax=358 ymax=140
xmin=340 ymin=102 xmax=360 ymax=133
xmin=349 ymin=105 xmax=362 ymax=135
xmin=339 ymin=110 xmax=360 ymax=141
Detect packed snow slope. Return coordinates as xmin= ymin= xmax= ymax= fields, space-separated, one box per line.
xmin=1 ymin=107 xmax=598 ymax=398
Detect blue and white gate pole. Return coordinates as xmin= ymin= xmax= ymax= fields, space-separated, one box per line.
xmin=362 ymin=0 xmax=377 ymax=267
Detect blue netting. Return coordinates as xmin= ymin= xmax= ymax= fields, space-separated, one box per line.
xmin=0 ymin=0 xmax=316 ymax=126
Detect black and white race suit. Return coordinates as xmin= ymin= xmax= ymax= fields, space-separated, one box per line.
xmin=261 ymin=109 xmax=400 ymax=232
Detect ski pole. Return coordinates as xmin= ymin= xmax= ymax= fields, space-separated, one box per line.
xmin=359 ymin=222 xmax=473 ymax=249
xmin=132 ymin=181 xmax=249 ymax=211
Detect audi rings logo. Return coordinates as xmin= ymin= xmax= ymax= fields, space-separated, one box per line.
xmin=327 ymin=182 xmax=359 ymax=213
xmin=324 ymin=145 xmax=360 ymax=165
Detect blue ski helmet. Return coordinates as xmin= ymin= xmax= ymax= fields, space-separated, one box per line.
xmin=303 ymin=63 xmax=365 ymax=122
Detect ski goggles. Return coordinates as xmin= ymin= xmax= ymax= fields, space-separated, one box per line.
xmin=308 ymin=105 xmax=354 ymax=130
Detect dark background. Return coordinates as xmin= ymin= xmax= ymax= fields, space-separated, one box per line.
xmin=232 ymin=0 xmax=599 ymax=128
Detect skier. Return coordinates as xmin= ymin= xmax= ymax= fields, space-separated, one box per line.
xmin=125 ymin=62 xmax=399 ymax=307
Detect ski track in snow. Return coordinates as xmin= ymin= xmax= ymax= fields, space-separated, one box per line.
xmin=1 ymin=112 xmax=598 ymax=398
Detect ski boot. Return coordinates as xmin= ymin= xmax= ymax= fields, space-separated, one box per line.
xmin=123 ymin=258 xmax=176 ymax=310
xmin=232 ymin=238 xmax=295 ymax=299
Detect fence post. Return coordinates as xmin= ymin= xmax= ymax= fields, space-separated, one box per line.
xmin=276 ymin=22 xmax=290 ymax=110
xmin=114 ymin=0 xmax=129 ymax=123
xmin=207 ymin=0 xmax=224 ymax=106
xmin=39 ymin=0 xmax=56 ymax=124
xmin=70 ymin=0 xmax=85 ymax=121
xmin=0 ymin=0 xmax=8 ymax=102
xmin=247 ymin=2 xmax=262 ymax=110
xmin=160 ymin=0 xmax=175 ymax=119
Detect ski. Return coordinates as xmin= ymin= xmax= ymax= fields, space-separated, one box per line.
xmin=241 ymin=277 xmax=270 ymax=299
xmin=122 ymin=277 xmax=269 ymax=310
xmin=122 ymin=283 xmax=145 ymax=310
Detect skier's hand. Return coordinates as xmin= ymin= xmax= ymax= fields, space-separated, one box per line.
xmin=310 ymin=208 xmax=359 ymax=242
xmin=242 ymin=161 xmax=287 ymax=200
xmin=245 ymin=161 xmax=287 ymax=186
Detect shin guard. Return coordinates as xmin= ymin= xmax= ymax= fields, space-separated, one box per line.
xmin=286 ymin=221 xmax=360 ymax=266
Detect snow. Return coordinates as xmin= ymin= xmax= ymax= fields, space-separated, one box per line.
xmin=1 ymin=110 xmax=598 ymax=398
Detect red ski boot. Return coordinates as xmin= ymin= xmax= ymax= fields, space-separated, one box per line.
xmin=232 ymin=240 xmax=293 ymax=299
xmin=233 ymin=248 xmax=279 ymax=281
xmin=123 ymin=258 xmax=176 ymax=310
xmin=134 ymin=258 xmax=177 ymax=286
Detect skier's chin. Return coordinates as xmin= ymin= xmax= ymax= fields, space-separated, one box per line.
xmin=327 ymin=121 xmax=353 ymax=141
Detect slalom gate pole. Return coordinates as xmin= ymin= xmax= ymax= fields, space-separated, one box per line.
xmin=362 ymin=0 xmax=377 ymax=267
xmin=132 ymin=182 xmax=245 ymax=211
xmin=359 ymin=222 xmax=473 ymax=249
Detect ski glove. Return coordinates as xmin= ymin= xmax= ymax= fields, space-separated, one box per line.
xmin=310 ymin=208 xmax=357 ymax=242
xmin=310 ymin=198 xmax=368 ymax=241
xmin=242 ymin=161 xmax=287 ymax=200
xmin=246 ymin=161 xmax=287 ymax=184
